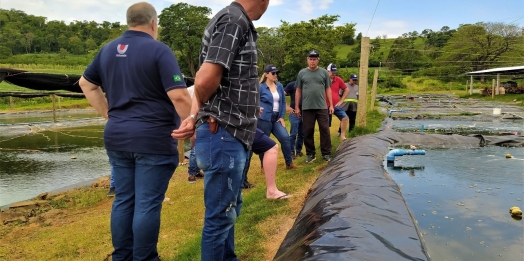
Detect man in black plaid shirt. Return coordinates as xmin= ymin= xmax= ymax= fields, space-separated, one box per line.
xmin=171 ymin=1 xmax=270 ymax=260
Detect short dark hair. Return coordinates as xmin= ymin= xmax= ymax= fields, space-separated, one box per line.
xmin=126 ymin=2 xmax=157 ymax=27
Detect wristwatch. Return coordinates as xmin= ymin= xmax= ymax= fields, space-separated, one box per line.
xmin=188 ymin=114 xmax=196 ymax=120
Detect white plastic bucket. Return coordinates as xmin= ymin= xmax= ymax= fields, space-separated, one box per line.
xmin=493 ymin=108 xmax=501 ymax=115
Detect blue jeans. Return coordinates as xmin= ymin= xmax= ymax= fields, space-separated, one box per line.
xmin=257 ymin=112 xmax=293 ymax=165
xmin=195 ymin=123 xmax=248 ymax=261
xmin=328 ymin=106 xmax=348 ymax=127
xmin=110 ymin=169 xmax=115 ymax=188
xmin=188 ymin=147 xmax=200 ymax=176
xmin=288 ymin=113 xmax=303 ymax=155
xmin=107 ymin=150 xmax=177 ymax=261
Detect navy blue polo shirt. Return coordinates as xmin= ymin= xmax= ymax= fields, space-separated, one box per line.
xmin=284 ymin=81 xmax=302 ymax=110
xmin=83 ymin=30 xmax=186 ymax=155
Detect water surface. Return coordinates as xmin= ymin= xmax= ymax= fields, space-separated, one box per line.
xmin=0 ymin=125 xmax=109 ymax=206
xmin=388 ymin=147 xmax=524 ymax=260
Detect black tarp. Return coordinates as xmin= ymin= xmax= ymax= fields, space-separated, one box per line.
xmin=274 ymin=128 xmax=523 ymax=261
xmin=0 ymin=68 xmax=195 ymax=96
xmin=0 ymin=68 xmax=83 ymax=93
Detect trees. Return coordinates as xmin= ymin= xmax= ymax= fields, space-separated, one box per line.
xmin=386 ymin=34 xmax=429 ymax=73
xmin=158 ymin=3 xmax=211 ymax=77
xmin=0 ymin=8 xmax=126 ymax=56
xmin=278 ymin=15 xmax=356 ymax=82
xmin=256 ymin=27 xmax=286 ymax=74
xmin=437 ymin=22 xmax=523 ymax=73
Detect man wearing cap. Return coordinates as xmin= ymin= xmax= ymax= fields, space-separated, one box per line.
xmin=295 ymin=50 xmax=334 ymax=163
xmin=340 ymin=74 xmax=359 ymax=132
xmin=326 ymin=63 xmax=349 ymax=141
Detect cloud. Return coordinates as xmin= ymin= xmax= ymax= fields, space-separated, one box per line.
xmin=298 ymin=0 xmax=314 ymax=15
xmin=357 ymin=20 xmax=410 ymax=38
xmin=319 ymin=0 xmax=334 ymax=10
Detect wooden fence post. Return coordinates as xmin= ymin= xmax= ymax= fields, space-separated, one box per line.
xmin=9 ymin=96 xmax=14 ymax=110
xmin=357 ymin=37 xmax=370 ymax=128
xmin=370 ymin=69 xmax=379 ymax=111
xmin=178 ymin=139 xmax=185 ymax=164
xmin=492 ymin=79 xmax=495 ymax=99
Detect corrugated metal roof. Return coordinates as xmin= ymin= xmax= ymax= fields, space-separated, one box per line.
xmin=467 ymin=65 xmax=524 ymax=75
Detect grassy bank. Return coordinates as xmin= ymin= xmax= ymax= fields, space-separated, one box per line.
xmin=0 ymin=110 xmax=384 ymax=261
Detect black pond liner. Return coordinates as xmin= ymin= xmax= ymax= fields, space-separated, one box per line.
xmin=274 ymin=119 xmax=524 ymax=261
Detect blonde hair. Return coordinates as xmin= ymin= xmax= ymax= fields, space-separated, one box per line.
xmin=259 ymin=73 xmax=268 ymax=83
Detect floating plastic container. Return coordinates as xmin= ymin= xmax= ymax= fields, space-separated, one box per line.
xmin=493 ymin=108 xmax=501 ymax=115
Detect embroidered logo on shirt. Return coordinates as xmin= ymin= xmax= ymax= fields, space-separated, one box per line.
xmin=173 ymin=74 xmax=183 ymax=82
xmin=116 ymin=44 xmax=128 ymax=57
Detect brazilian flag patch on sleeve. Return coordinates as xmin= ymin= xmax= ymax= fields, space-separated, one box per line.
xmin=173 ymin=74 xmax=183 ymax=82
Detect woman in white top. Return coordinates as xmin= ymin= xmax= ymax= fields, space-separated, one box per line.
xmin=257 ymin=64 xmax=298 ymax=169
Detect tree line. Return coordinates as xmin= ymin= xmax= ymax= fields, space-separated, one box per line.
xmin=1 ymin=4 xmax=523 ymax=85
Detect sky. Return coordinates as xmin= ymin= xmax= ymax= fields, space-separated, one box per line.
xmin=1 ymin=0 xmax=523 ymax=38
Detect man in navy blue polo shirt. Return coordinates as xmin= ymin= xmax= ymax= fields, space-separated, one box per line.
xmin=78 ymin=2 xmax=191 ymax=261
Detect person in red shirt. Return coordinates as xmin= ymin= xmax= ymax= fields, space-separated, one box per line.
xmin=326 ymin=63 xmax=349 ymax=141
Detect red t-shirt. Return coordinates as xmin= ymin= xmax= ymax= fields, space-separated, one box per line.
xmin=326 ymin=76 xmax=346 ymax=106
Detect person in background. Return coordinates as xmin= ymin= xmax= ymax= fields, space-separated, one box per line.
xmin=108 ymin=172 xmax=115 ymax=196
xmin=186 ymin=85 xmax=203 ymax=183
xmin=258 ymin=64 xmax=298 ymax=170
xmin=341 ymin=74 xmax=359 ymax=132
xmin=241 ymin=128 xmax=292 ymax=199
xmin=171 ymin=1 xmax=270 ymax=260
xmin=79 ymin=2 xmax=191 ymax=260
xmin=326 ymin=63 xmax=349 ymax=141
xmin=284 ymin=81 xmax=304 ymax=159
xmin=295 ymin=50 xmax=333 ymax=163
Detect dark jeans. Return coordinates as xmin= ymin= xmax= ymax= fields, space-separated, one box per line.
xmin=188 ymin=146 xmax=200 ymax=176
xmin=195 ymin=123 xmax=247 ymax=261
xmin=302 ymin=109 xmax=331 ymax=156
xmin=107 ymin=150 xmax=177 ymax=261
xmin=288 ymin=113 xmax=303 ymax=155
xmin=347 ymin=110 xmax=357 ymax=131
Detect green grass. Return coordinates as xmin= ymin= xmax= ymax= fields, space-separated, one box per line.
xmin=334 ymin=44 xmax=354 ymax=59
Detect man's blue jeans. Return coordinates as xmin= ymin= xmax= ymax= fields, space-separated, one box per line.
xmin=107 ymin=150 xmax=177 ymax=261
xmin=194 ymin=123 xmax=248 ymax=261
xmin=188 ymin=147 xmax=200 ymax=176
xmin=257 ymin=112 xmax=293 ymax=165
xmin=288 ymin=113 xmax=303 ymax=155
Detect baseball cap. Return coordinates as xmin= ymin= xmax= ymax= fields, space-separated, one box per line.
xmin=264 ymin=64 xmax=279 ymax=73
xmin=350 ymin=74 xmax=358 ymax=80
xmin=307 ymin=50 xmax=319 ymax=57
xmin=327 ymin=63 xmax=338 ymax=73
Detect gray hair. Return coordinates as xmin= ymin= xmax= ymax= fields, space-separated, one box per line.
xmin=126 ymin=2 xmax=157 ymax=27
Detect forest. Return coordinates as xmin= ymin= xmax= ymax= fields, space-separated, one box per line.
xmin=1 ymin=4 xmax=523 ymax=86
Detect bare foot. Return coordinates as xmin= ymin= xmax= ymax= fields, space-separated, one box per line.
xmin=267 ymin=191 xmax=292 ymax=200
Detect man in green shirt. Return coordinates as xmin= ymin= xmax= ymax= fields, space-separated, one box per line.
xmin=294 ymin=50 xmax=334 ymax=163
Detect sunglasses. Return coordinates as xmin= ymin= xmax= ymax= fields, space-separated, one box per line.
xmin=269 ymin=72 xmax=278 ymax=75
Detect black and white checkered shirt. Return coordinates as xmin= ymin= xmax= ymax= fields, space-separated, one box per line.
xmin=196 ymin=2 xmax=260 ymax=150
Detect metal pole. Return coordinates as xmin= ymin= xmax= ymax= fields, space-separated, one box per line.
xmin=51 ymin=94 xmax=57 ymax=123
xmin=496 ymin=74 xmax=500 ymax=95
xmin=469 ymin=75 xmax=473 ymax=95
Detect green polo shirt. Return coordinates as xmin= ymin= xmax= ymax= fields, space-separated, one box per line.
xmin=296 ymin=67 xmax=331 ymax=110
